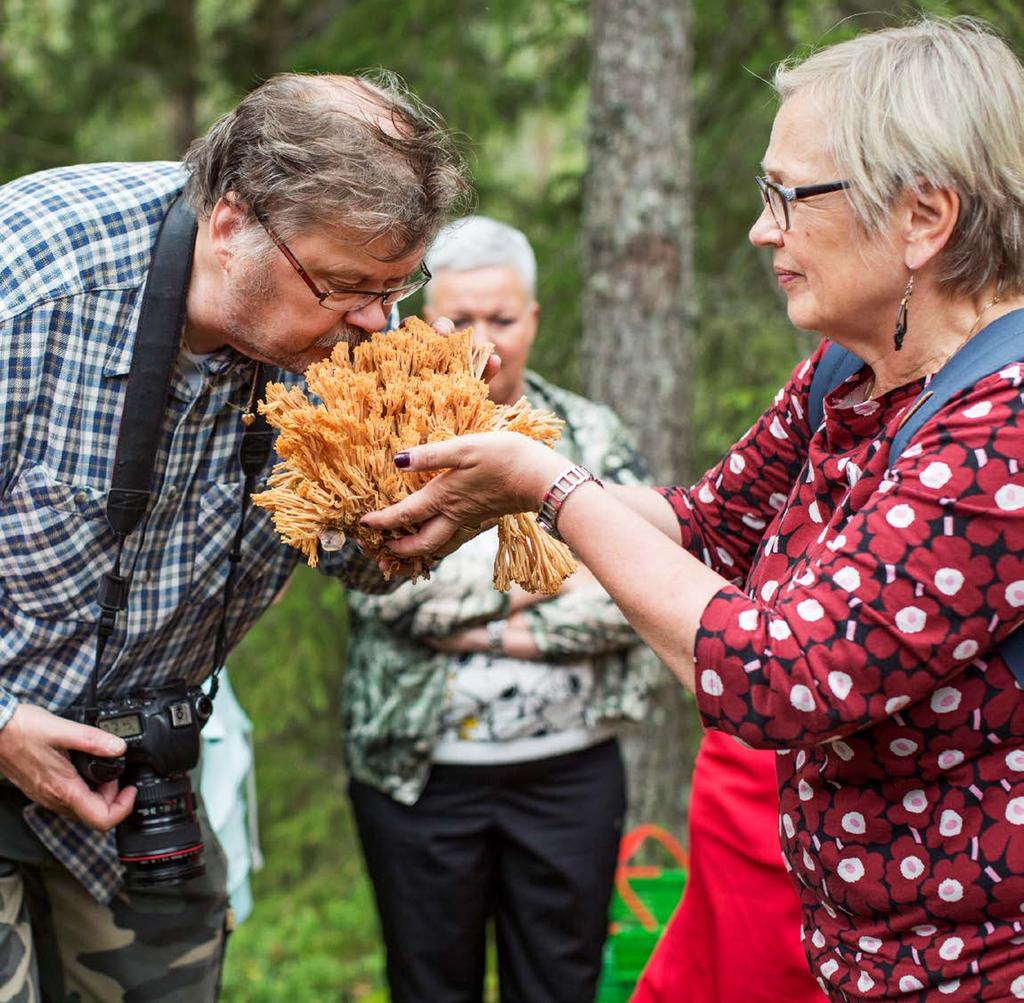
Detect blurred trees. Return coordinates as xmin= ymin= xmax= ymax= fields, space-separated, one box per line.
xmin=3 ymin=0 xmax=1023 ymax=997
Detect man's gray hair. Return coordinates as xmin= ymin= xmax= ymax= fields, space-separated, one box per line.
xmin=775 ymin=16 xmax=1024 ymax=297
xmin=182 ymin=70 xmax=473 ymax=260
xmin=425 ymin=215 xmax=537 ymax=298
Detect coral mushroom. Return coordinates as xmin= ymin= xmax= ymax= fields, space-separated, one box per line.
xmin=252 ymin=317 xmax=577 ymax=593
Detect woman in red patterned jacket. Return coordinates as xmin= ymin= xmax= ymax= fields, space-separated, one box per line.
xmin=365 ymin=17 xmax=1024 ymax=1001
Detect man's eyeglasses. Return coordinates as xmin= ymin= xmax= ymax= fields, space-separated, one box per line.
xmin=254 ymin=212 xmax=431 ymax=313
xmin=755 ymin=176 xmax=850 ymax=232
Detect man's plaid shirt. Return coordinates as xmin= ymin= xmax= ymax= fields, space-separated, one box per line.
xmin=0 ymin=162 xmax=388 ymax=902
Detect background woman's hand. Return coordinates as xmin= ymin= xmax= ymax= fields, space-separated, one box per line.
xmin=423 ymin=611 xmax=540 ymax=659
xmin=361 ymin=431 xmax=567 ymax=560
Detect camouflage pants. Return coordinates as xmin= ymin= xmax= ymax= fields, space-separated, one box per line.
xmin=0 ymin=785 xmax=230 ymax=1003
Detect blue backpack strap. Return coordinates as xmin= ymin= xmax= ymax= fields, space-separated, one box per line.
xmin=1003 ymin=630 xmax=1024 ymax=689
xmin=886 ymin=307 xmax=1024 ymax=686
xmin=890 ymin=308 xmax=1024 ymax=457
xmin=807 ymin=342 xmax=865 ymax=432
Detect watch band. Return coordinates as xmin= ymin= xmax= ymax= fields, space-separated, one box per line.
xmin=536 ymin=464 xmax=603 ymax=540
xmin=486 ymin=618 xmax=507 ymax=656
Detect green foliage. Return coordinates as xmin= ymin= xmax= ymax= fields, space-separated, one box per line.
xmin=223 ymin=568 xmax=388 ymax=1000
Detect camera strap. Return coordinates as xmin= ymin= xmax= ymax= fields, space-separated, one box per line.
xmin=89 ymin=193 xmax=274 ymax=706
xmin=208 ymin=367 xmax=275 ymax=701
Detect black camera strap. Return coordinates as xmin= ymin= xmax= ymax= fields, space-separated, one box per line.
xmin=89 ymin=193 xmax=274 ymax=707
xmin=209 ymin=369 xmax=275 ymax=702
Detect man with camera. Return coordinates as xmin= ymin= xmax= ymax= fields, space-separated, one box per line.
xmin=0 ymin=72 xmax=471 ymax=999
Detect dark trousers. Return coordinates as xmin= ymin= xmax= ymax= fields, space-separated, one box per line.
xmin=349 ymin=738 xmax=626 ymax=1003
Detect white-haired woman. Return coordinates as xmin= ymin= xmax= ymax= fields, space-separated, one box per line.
xmin=347 ymin=216 xmax=662 ymax=1003
xmin=367 ymin=17 xmax=1024 ymax=1000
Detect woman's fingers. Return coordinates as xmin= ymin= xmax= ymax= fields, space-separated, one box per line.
xmin=363 ymin=476 xmax=448 ymax=532
xmin=393 ymin=433 xmax=501 ymax=474
xmin=429 ymin=522 xmax=490 ymax=561
xmin=383 ymin=513 xmax=463 ymax=557
xmin=429 ymin=316 xmax=455 ymax=335
xmin=363 ymin=436 xmax=495 ymax=531
xmin=385 ymin=434 xmax=477 ymax=477
xmin=482 ymin=353 xmax=501 ymax=383
xmin=363 ymin=432 xmax=561 ymax=545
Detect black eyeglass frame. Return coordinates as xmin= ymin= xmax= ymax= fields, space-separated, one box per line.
xmin=755 ymin=176 xmax=851 ymax=231
xmin=253 ymin=210 xmax=431 ymax=313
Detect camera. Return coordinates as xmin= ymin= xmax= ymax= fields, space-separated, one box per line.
xmin=65 ymin=681 xmax=213 ymax=887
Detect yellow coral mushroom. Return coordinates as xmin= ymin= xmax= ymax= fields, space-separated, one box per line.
xmin=252 ymin=317 xmax=577 ymax=593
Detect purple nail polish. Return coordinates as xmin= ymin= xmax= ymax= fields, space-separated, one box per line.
xmin=394 ymin=451 xmax=411 ymax=469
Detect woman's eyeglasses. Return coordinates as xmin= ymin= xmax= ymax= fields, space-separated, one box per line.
xmin=755 ymin=176 xmax=850 ymax=231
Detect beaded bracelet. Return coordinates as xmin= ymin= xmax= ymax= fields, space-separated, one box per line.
xmin=536 ymin=464 xmax=603 ymax=540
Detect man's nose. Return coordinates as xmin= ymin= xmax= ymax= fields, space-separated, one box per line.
xmin=344 ymin=299 xmax=390 ymax=332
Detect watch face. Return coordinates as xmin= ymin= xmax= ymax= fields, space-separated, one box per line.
xmin=486 ymin=618 xmax=506 ymax=655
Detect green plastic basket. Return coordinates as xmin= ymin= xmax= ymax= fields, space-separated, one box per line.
xmin=596 ymin=826 xmax=689 ymax=1003
xmin=609 ymin=871 xmax=687 ymax=929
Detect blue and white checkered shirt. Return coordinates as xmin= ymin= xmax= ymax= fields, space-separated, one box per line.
xmin=0 ymin=162 xmax=388 ymax=902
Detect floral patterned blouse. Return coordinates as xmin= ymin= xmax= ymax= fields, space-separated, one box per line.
xmin=659 ymin=340 xmax=1024 ymax=1001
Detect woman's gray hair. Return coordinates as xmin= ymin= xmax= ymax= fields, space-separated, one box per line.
xmin=425 ymin=215 xmax=537 ymax=298
xmin=774 ymin=16 xmax=1024 ymax=297
xmin=182 ymin=70 xmax=473 ymax=260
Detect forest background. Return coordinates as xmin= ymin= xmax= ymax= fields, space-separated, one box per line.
xmin=2 ymin=0 xmax=1022 ymax=999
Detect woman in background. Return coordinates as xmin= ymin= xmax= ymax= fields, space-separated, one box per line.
xmin=346 ymin=216 xmax=661 ymax=1003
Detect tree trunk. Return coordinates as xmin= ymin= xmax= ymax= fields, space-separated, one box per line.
xmin=165 ymin=0 xmax=199 ymax=157
xmin=582 ymin=0 xmax=697 ymax=847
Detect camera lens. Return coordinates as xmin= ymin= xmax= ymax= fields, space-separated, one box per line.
xmin=117 ymin=768 xmax=205 ymax=887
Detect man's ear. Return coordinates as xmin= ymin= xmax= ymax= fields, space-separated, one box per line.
xmin=208 ymin=194 xmax=250 ymax=270
xmin=903 ymin=184 xmax=959 ymax=273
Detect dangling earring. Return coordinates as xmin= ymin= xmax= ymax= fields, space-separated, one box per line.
xmin=893 ymin=274 xmax=914 ymax=351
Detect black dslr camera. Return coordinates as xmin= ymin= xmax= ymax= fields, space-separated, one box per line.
xmin=66 ymin=681 xmax=213 ymax=887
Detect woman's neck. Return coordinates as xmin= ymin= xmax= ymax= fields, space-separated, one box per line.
xmin=842 ymin=288 xmax=1021 ymax=399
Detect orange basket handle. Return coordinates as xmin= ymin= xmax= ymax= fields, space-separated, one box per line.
xmin=618 ymin=824 xmax=689 ymax=869
xmin=614 ymin=825 xmax=690 ymax=933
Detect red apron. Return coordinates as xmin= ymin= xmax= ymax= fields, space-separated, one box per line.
xmin=630 ymin=730 xmax=827 ymax=1003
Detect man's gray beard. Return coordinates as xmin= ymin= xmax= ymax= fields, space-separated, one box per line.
xmin=312 ymin=325 xmax=377 ymax=352
xmin=226 ymin=318 xmax=374 ymax=372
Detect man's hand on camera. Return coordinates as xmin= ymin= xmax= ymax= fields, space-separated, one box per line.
xmin=0 ymin=704 xmax=136 ymax=830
